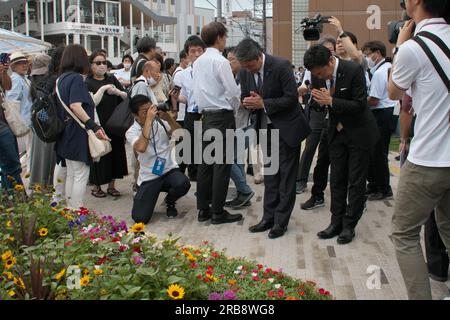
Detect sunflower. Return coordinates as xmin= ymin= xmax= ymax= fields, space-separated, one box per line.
xmin=100 ymin=289 xmax=108 ymax=295
xmin=13 ymin=277 xmax=25 ymax=289
xmin=6 ymin=220 xmax=12 ymax=228
xmin=167 ymin=284 xmax=185 ymax=300
xmin=2 ymin=271 xmax=14 ymax=280
xmin=94 ymin=268 xmax=103 ymax=276
xmin=7 ymin=290 xmax=16 ymax=297
xmin=4 ymin=257 xmax=16 ymax=269
xmin=1 ymin=250 xmax=12 ymax=261
xmin=14 ymin=184 xmax=24 ymax=191
xmin=80 ymin=275 xmax=90 ymax=287
xmin=38 ymin=228 xmax=49 ymax=237
xmin=130 ymin=223 xmax=145 ymax=234
xmin=8 ymin=236 xmax=15 ymax=242
xmin=55 ymin=269 xmax=66 ymax=281
xmin=34 ymin=184 xmax=42 ymax=193
xmin=83 ymin=269 xmax=90 ymax=276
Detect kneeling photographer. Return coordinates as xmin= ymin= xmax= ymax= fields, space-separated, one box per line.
xmin=388 ymin=0 xmax=450 ymax=300
xmin=126 ymin=95 xmax=190 ymax=225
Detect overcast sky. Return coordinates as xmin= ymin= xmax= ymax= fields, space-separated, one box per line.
xmin=195 ymin=0 xmax=255 ymax=14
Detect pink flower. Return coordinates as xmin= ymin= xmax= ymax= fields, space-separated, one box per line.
xmin=223 ymin=290 xmax=236 ymax=300
xmin=133 ymin=255 xmax=144 ymax=265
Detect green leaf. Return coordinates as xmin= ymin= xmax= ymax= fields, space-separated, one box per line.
xmin=167 ymin=275 xmax=184 ymax=284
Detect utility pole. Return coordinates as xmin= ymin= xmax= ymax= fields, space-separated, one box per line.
xmin=217 ymin=0 xmax=223 ymax=22
xmin=262 ymin=0 xmax=267 ymax=51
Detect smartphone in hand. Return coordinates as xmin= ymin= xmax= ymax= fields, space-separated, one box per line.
xmin=0 ymin=53 xmax=11 ymax=65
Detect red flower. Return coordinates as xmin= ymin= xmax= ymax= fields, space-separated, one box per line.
xmin=203 ymin=241 xmax=209 ymax=245
xmin=119 ymin=245 xmax=128 ymax=252
xmin=203 ymin=278 xmax=210 ymax=283
xmin=190 ymin=263 xmax=198 ymax=269
xmin=277 ymin=289 xmax=285 ymax=297
xmin=264 ymin=268 xmax=273 ymax=274
xmin=261 ymin=279 xmax=268 ymax=283
xmin=65 ymin=241 xmax=73 ymax=247
xmin=194 ymin=250 xmax=202 ymax=255
xmin=252 ymin=276 xmax=259 ymax=281
xmin=111 ymin=237 xmax=121 ymax=243
xmin=319 ymin=288 xmax=330 ymax=295
xmin=267 ymin=290 xmax=274 ymax=297
xmin=196 ymin=275 xmax=202 ymax=279
xmin=207 ymin=266 xmax=214 ymax=271
xmin=219 ymin=274 xmax=225 ymax=279
xmin=133 ymin=247 xmax=141 ymax=253
xmin=212 ymin=252 xmax=220 ymax=258
xmin=299 ymin=291 xmax=305 ymax=297
xmin=257 ymin=264 xmax=263 ymax=270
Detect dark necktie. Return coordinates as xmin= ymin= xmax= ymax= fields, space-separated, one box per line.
xmin=257 ymin=72 xmax=263 ymax=95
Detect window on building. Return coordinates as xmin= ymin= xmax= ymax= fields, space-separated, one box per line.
xmin=55 ymin=0 xmax=62 ymax=22
xmin=65 ymin=0 xmax=78 ymax=23
xmin=94 ymin=1 xmax=106 ymax=25
xmin=171 ymin=0 xmax=175 ymax=5
xmin=187 ymin=25 xmax=192 ymax=35
xmin=107 ymin=2 xmax=118 ymax=25
xmin=45 ymin=0 xmax=54 ymax=24
xmin=80 ymin=0 xmax=92 ymax=24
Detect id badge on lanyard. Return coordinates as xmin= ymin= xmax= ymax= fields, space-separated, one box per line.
xmin=150 ymin=123 xmax=167 ymax=176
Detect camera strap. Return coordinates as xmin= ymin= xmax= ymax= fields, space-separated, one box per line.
xmin=412 ymin=31 xmax=450 ymax=92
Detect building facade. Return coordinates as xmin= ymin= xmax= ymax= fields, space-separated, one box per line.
xmin=0 ymin=0 xmax=214 ymax=62
xmin=224 ymin=11 xmax=263 ymax=48
xmin=273 ymin=0 xmax=404 ymax=66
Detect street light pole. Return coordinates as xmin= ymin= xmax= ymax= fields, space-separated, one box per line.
xmin=217 ymin=0 xmax=223 ymax=22
xmin=262 ymin=0 xmax=267 ymax=51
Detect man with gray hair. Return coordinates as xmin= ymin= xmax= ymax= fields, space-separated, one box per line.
xmin=235 ymin=38 xmax=310 ymax=239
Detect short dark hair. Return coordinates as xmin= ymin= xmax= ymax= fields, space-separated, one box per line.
xmin=164 ymin=58 xmax=175 ymax=71
xmin=318 ymin=34 xmax=337 ymax=51
xmin=137 ymin=36 xmax=157 ymax=54
xmin=122 ymin=54 xmax=134 ymax=64
xmin=235 ymin=38 xmax=263 ymax=62
xmin=304 ymin=45 xmax=332 ymax=70
xmin=88 ymin=49 xmax=106 ymax=64
xmin=362 ymin=40 xmax=387 ymax=57
xmin=179 ymin=50 xmax=188 ymax=61
xmin=342 ymin=31 xmax=358 ymax=45
xmin=422 ymin=0 xmax=450 ymax=18
xmin=130 ymin=95 xmax=151 ymax=114
xmin=60 ymin=44 xmax=90 ymax=75
xmin=184 ymin=35 xmax=206 ymax=54
xmin=153 ymin=53 xmax=164 ymax=71
xmin=222 ymin=46 xmax=236 ymax=58
xmin=201 ymin=22 xmax=228 ymax=47
xmin=49 ymin=46 xmax=65 ymax=75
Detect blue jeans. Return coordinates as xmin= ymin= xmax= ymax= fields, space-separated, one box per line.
xmin=0 ymin=128 xmax=23 ymax=189
xmin=230 ymin=125 xmax=253 ymax=195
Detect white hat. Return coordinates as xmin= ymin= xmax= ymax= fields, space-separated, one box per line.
xmin=9 ymin=51 xmax=28 ymax=65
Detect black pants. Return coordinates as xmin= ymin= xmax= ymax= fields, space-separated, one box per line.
xmin=329 ymin=130 xmax=370 ymax=229
xmin=367 ymin=108 xmax=394 ymax=194
xmin=263 ymin=125 xmax=301 ymax=228
xmin=425 ymin=210 xmax=449 ymax=281
xmin=297 ymin=109 xmax=327 ymax=183
xmin=197 ymin=110 xmax=235 ymax=214
xmin=183 ymin=112 xmax=202 ymax=178
xmin=311 ymin=129 xmax=330 ymax=199
xmin=132 ymin=169 xmax=191 ymax=224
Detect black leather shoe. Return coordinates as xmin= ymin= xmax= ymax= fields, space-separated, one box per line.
xmin=211 ymin=210 xmax=243 ymax=225
xmin=268 ymin=224 xmax=287 ymax=239
xmin=198 ymin=210 xmax=211 ymax=222
xmin=249 ymin=220 xmax=274 ymax=233
xmin=337 ymin=228 xmax=355 ymax=245
xmin=317 ymin=224 xmax=342 ymax=239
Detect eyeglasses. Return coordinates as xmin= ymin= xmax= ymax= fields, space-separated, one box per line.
xmin=93 ymin=61 xmax=107 ymax=66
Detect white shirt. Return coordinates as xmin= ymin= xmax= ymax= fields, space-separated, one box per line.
xmin=173 ymin=66 xmax=186 ymax=121
xmin=301 ymin=70 xmax=311 ymax=87
xmin=193 ymin=47 xmax=241 ymax=112
xmin=173 ymin=66 xmax=197 ymax=114
xmin=126 ymin=120 xmax=178 ymax=185
xmin=113 ymin=68 xmax=131 ymax=86
xmin=392 ymin=18 xmax=450 ymax=167
xmin=369 ymin=59 xmax=397 ymax=110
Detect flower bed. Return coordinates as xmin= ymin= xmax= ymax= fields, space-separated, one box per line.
xmin=0 ymin=184 xmax=332 ymax=300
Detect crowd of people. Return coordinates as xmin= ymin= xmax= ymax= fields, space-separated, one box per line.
xmin=0 ymin=0 xmax=448 ymax=301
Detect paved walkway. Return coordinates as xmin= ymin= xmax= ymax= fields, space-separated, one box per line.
xmin=83 ymin=150 xmax=449 ymax=300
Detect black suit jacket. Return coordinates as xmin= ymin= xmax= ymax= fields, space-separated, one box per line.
xmin=311 ymin=58 xmax=379 ymax=150
xmin=239 ymin=54 xmax=310 ymax=148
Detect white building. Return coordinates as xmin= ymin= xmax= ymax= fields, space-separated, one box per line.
xmin=0 ymin=0 xmax=214 ymax=62
xmin=225 ymin=11 xmax=263 ymax=48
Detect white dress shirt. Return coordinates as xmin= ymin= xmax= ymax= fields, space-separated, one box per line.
xmin=193 ymin=47 xmax=241 ymax=112
xmin=173 ymin=65 xmax=198 ymax=113
xmin=369 ymin=59 xmax=397 ymax=110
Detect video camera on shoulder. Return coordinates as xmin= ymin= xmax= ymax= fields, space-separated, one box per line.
xmin=297 ymin=14 xmax=332 ymax=41
xmin=388 ymin=0 xmax=416 ymax=44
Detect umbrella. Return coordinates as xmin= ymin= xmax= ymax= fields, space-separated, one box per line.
xmin=0 ymin=28 xmax=52 ymax=54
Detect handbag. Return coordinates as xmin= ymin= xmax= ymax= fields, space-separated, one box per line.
xmin=0 ymin=88 xmax=31 ymax=137
xmin=105 ymin=97 xmax=134 ymax=137
xmin=55 ymin=78 xmax=112 ymax=161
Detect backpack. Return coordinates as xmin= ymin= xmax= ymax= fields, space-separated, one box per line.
xmin=31 ymin=85 xmax=65 ymax=143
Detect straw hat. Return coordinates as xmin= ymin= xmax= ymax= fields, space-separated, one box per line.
xmin=9 ymin=51 xmax=28 ymax=65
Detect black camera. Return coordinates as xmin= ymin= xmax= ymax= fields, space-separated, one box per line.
xmin=388 ymin=0 xmax=415 ymax=44
xmin=298 ymin=14 xmax=332 ymax=41
xmin=157 ymin=100 xmax=172 ymax=112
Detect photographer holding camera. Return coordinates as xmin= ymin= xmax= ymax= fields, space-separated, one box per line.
xmin=388 ymin=0 xmax=450 ymax=300
xmin=126 ymin=95 xmax=190 ymax=224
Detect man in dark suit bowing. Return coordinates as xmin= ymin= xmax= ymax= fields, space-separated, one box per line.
xmin=304 ymin=44 xmax=379 ymax=244
xmin=235 ymin=38 xmax=310 ymax=239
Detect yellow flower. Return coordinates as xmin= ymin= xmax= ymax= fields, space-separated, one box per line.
xmin=14 ymin=184 xmax=24 ymax=191
xmin=94 ymin=268 xmax=103 ymax=276
xmin=5 ymin=208 xmax=13 ymax=214
xmin=13 ymin=277 xmax=25 ymax=289
xmin=206 ymin=274 xmax=218 ymax=282
xmin=131 ymin=223 xmax=145 ymax=233
xmin=167 ymin=284 xmax=185 ymax=300
xmin=228 ymin=279 xmax=237 ymax=286
xmin=55 ymin=269 xmax=66 ymax=281
xmin=34 ymin=184 xmax=42 ymax=192
xmin=24 ymin=173 xmax=31 ymax=179
xmin=2 ymin=271 xmax=14 ymax=280
xmin=8 ymin=236 xmax=15 ymax=242
xmin=8 ymin=290 xmax=16 ymax=297
xmin=4 ymin=257 xmax=16 ymax=269
xmin=83 ymin=269 xmax=90 ymax=276
xmin=1 ymin=250 xmax=12 ymax=261
xmin=100 ymin=289 xmax=108 ymax=295
xmin=38 ymin=228 xmax=49 ymax=237
xmin=6 ymin=220 xmax=12 ymax=228
xmin=80 ymin=275 xmax=90 ymax=287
